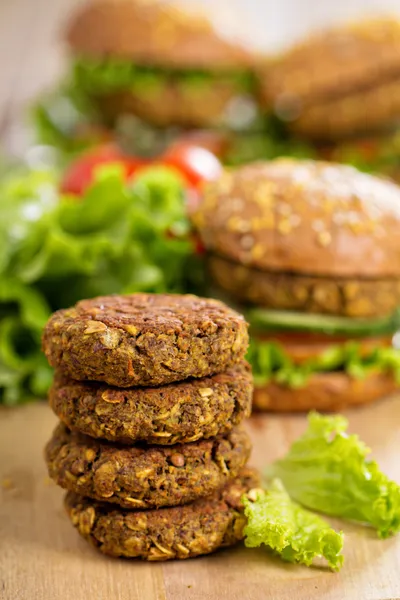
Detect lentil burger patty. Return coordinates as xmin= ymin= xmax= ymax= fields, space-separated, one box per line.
xmin=208 ymin=254 xmax=400 ymax=318
xmin=42 ymin=294 xmax=248 ymax=387
xmin=45 ymin=423 xmax=252 ymax=508
xmin=64 ymin=468 xmax=260 ymax=560
xmin=49 ymin=362 xmax=252 ymax=445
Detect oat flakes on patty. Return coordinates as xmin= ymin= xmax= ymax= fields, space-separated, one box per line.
xmin=64 ymin=467 xmax=260 ymax=560
xmin=49 ymin=362 xmax=252 ymax=445
xmin=42 ymin=293 xmax=249 ymax=387
xmin=45 ymin=423 xmax=252 ymax=508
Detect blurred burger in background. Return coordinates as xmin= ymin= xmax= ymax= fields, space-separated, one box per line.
xmin=260 ymin=17 xmax=400 ymax=180
xmin=67 ymin=0 xmax=258 ymax=129
xmin=35 ymin=0 xmax=316 ymax=165
xmin=191 ymin=158 xmax=400 ymax=412
xmin=37 ymin=0 xmax=269 ymax=161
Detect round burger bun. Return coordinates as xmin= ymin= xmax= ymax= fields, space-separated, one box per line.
xmin=192 ymin=159 xmax=400 ymax=279
xmin=66 ymin=0 xmax=253 ymax=70
xmin=260 ymin=17 xmax=400 ymax=109
xmin=288 ymin=76 xmax=400 ymax=141
xmin=252 ymin=371 xmax=398 ymax=412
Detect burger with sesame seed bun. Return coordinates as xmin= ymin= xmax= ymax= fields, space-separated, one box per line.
xmin=259 ymin=17 xmax=400 ymax=180
xmin=191 ymin=158 xmax=400 ymax=412
xmin=52 ymin=0 xmax=263 ymax=157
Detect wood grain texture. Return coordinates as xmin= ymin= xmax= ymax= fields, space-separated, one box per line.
xmin=1 ymin=398 xmax=400 ymax=600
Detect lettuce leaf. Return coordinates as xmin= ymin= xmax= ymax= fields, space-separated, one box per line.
xmin=0 ymin=279 xmax=53 ymax=405
xmin=247 ymin=337 xmax=400 ymax=388
xmin=0 ymin=164 xmax=204 ymax=402
xmin=269 ymin=412 xmax=400 ymax=539
xmin=71 ymin=56 xmax=255 ymax=96
xmin=242 ymin=479 xmax=344 ymax=571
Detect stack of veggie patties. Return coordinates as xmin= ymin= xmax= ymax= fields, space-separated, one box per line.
xmin=42 ymin=293 xmax=258 ymax=560
xmin=191 ymin=158 xmax=400 ymax=412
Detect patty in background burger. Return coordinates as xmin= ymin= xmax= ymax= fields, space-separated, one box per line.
xmin=191 ymin=158 xmax=400 ymax=412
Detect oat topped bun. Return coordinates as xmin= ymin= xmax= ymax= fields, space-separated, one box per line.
xmin=192 ymin=158 xmax=400 ymax=278
xmin=66 ymin=0 xmax=253 ymax=70
xmin=261 ymin=17 xmax=400 ymax=107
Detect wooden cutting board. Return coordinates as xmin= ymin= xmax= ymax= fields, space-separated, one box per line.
xmin=1 ymin=398 xmax=400 ymax=600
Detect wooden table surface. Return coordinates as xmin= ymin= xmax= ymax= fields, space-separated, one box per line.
xmin=1 ymin=398 xmax=400 ymax=600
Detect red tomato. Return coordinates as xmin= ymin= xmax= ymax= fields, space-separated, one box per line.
xmin=60 ymin=144 xmax=147 ymax=196
xmin=60 ymin=141 xmax=222 ymax=196
xmin=162 ymin=142 xmax=223 ymax=188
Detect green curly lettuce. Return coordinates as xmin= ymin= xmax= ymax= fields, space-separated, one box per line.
xmin=0 ymin=164 xmax=204 ymax=402
xmin=242 ymin=479 xmax=344 ymax=571
xmin=71 ymin=56 xmax=256 ymax=96
xmin=0 ymin=279 xmax=53 ymax=405
xmin=247 ymin=337 xmax=400 ymax=388
xmin=269 ymin=412 xmax=400 ymax=539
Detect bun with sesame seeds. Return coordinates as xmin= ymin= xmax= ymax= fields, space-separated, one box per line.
xmin=259 ymin=16 xmax=400 ymax=141
xmin=192 ymin=158 xmax=400 ymax=283
xmin=191 ymin=158 xmax=400 ymax=412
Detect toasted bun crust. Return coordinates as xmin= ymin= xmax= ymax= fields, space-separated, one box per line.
xmin=252 ymin=371 xmax=398 ymax=412
xmin=66 ymin=0 xmax=253 ymax=70
xmin=192 ymin=159 xmax=400 ymax=278
xmin=261 ymin=17 xmax=400 ymax=108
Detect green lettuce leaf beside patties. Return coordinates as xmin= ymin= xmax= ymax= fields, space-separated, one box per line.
xmin=242 ymin=479 xmax=344 ymax=571
xmin=269 ymin=412 xmax=400 ymax=538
